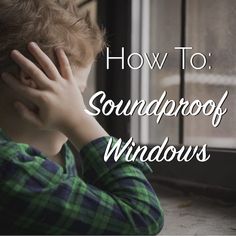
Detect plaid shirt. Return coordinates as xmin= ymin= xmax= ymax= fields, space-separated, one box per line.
xmin=0 ymin=129 xmax=163 ymax=235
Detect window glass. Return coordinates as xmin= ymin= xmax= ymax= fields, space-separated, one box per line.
xmin=185 ymin=0 xmax=236 ymax=148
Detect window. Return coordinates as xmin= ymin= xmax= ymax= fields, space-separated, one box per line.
xmin=96 ymin=0 xmax=236 ymax=195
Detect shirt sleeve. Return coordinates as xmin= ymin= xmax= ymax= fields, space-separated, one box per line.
xmin=0 ymin=137 xmax=164 ymax=235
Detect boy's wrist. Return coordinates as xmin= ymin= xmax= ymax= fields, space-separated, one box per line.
xmin=60 ymin=112 xmax=108 ymax=149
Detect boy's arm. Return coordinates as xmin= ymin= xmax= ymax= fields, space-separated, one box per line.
xmin=0 ymin=136 xmax=163 ymax=234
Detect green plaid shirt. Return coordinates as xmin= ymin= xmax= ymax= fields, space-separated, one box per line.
xmin=0 ymin=129 xmax=163 ymax=235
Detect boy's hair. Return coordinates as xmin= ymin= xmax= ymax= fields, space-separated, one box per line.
xmin=0 ymin=0 xmax=105 ymax=73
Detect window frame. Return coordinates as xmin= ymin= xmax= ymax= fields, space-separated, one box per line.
xmin=96 ymin=0 xmax=132 ymax=140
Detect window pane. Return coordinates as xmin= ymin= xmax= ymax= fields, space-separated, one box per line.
xmin=185 ymin=0 xmax=236 ymax=148
xmin=149 ymin=0 xmax=181 ymax=145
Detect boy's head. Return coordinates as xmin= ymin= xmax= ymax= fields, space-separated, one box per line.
xmin=0 ymin=0 xmax=105 ymax=156
xmin=0 ymin=0 xmax=104 ymax=73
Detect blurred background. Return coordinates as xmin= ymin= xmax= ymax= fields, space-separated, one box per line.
xmin=76 ymin=0 xmax=236 ymax=234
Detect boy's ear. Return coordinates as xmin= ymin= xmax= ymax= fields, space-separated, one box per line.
xmin=20 ymin=70 xmax=37 ymax=89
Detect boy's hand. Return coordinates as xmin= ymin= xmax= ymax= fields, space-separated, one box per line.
xmin=1 ymin=42 xmax=87 ymax=134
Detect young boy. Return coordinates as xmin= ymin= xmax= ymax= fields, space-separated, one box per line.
xmin=0 ymin=0 xmax=164 ymax=234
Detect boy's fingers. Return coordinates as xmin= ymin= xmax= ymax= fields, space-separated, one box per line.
xmin=28 ymin=42 xmax=61 ymax=80
xmin=14 ymin=101 xmax=42 ymax=128
xmin=10 ymin=50 xmax=52 ymax=89
xmin=1 ymin=73 xmax=41 ymax=105
xmin=55 ymin=48 xmax=73 ymax=79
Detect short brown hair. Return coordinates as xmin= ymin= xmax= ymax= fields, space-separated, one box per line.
xmin=0 ymin=0 xmax=105 ymax=72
